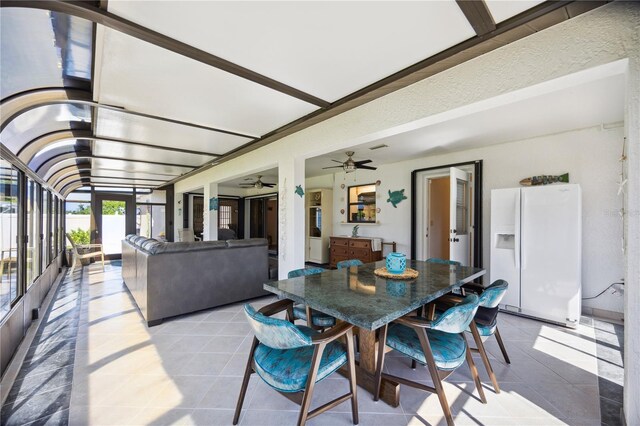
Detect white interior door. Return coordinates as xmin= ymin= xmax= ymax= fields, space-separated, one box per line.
xmin=449 ymin=167 xmax=470 ymax=266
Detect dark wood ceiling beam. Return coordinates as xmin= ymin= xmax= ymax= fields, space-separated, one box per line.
xmin=456 ymin=0 xmax=496 ymax=36
xmin=1 ymin=0 xmax=329 ymax=108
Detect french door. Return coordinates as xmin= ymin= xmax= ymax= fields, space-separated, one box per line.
xmin=93 ymin=193 xmax=135 ymax=259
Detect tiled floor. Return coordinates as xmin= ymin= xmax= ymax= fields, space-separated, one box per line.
xmin=2 ymin=262 xmax=623 ymax=425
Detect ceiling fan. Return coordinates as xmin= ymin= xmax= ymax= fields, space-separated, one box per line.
xmin=239 ymin=175 xmax=276 ymax=189
xmin=322 ymin=151 xmax=377 ymax=173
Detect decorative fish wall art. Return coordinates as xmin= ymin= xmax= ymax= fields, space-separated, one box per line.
xmin=519 ymin=173 xmax=569 ymax=186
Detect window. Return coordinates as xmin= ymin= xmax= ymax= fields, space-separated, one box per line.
xmin=455 ymin=179 xmax=469 ymax=235
xmin=26 ymin=179 xmax=41 ymax=287
xmin=347 ymin=184 xmax=377 ymax=223
xmin=42 ymin=188 xmax=49 ymax=269
xmin=1 ymin=160 xmax=20 ymax=319
xmin=218 ymin=198 xmax=239 ymax=237
xmin=65 ymin=190 xmax=91 ymax=248
xmin=136 ymin=189 xmax=166 ymax=240
xmin=58 ymin=197 xmax=64 ymax=253
xmin=136 ymin=204 xmax=166 ymax=240
xmin=219 ymin=205 xmax=232 ymax=229
xmin=51 ymin=193 xmax=58 ymax=260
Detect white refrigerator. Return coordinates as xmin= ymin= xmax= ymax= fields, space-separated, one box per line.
xmin=490 ymin=184 xmax=582 ymax=327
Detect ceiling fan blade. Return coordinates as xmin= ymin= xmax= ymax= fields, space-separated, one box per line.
xmin=356 ymin=165 xmax=377 ymax=170
xmin=239 ymin=183 xmax=255 ymax=186
xmin=262 ymin=183 xmax=276 ymax=188
xmin=330 ymin=159 xmax=344 ymax=164
xmin=354 ymin=159 xmax=372 ymax=165
xmin=322 ymin=166 xmax=344 ymax=169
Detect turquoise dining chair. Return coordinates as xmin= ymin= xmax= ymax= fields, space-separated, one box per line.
xmin=336 ymin=259 xmax=363 ymax=269
xmin=412 ymin=258 xmax=463 ymax=340
xmin=234 ymin=300 xmax=358 ymax=426
xmin=288 ymin=268 xmax=336 ymax=330
xmin=435 ymin=280 xmax=510 ymax=394
xmin=374 ymin=294 xmax=485 ymax=426
xmin=466 ymin=280 xmax=510 ymax=392
xmin=426 ymin=258 xmax=461 ymax=266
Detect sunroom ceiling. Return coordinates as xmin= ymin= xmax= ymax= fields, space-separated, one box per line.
xmin=0 ymin=1 xmax=604 ymax=197
xmin=102 ymin=1 xmax=476 ymax=103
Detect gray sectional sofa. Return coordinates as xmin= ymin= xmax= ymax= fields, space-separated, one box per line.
xmin=122 ymin=235 xmax=271 ymax=326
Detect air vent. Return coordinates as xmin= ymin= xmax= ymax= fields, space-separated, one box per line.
xmin=369 ymin=144 xmax=388 ymax=150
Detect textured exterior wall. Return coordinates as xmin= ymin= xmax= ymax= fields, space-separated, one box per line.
xmin=330 ymin=125 xmax=625 ymax=313
xmin=174 ymin=4 xmax=640 ymax=422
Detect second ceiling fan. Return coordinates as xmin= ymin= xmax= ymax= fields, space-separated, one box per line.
xmin=323 ymin=151 xmax=377 ymax=173
xmin=239 ymin=175 xmax=276 ymax=189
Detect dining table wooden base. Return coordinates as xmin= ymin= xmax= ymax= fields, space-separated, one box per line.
xmin=338 ymin=328 xmax=401 ymax=407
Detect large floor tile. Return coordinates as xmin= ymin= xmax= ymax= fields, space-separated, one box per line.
xmin=4 ymin=264 xmax=624 ymax=426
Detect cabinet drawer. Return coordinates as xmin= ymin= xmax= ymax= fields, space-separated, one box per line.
xmin=331 ymin=238 xmax=349 ymax=247
xmin=330 ymin=255 xmax=349 ymax=267
xmin=331 ymin=247 xmax=349 ymax=257
xmin=348 ymin=248 xmax=370 ymax=259
xmin=349 ymin=239 xmax=371 ymax=249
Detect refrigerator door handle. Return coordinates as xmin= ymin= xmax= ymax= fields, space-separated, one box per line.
xmin=515 ymin=191 xmax=521 ymax=270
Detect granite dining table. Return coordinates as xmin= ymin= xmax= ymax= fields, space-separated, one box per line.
xmin=263 ymin=259 xmax=486 ymax=407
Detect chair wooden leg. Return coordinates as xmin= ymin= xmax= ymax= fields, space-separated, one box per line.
xmin=374 ymin=324 xmax=388 ymax=401
xmin=462 ymin=333 xmax=487 ymax=404
xmin=286 ymin=304 xmax=295 ymax=323
xmin=470 ymin=322 xmax=500 ymax=393
xmin=101 ymin=252 xmax=105 ymax=269
xmin=425 ymin=303 xmax=436 ymax=320
xmin=298 ymin=343 xmax=326 ymax=426
xmin=233 ymin=338 xmax=259 ymax=425
xmin=416 ymin=330 xmax=454 ymax=426
xmin=345 ymin=329 xmax=359 ymax=424
xmin=494 ymin=327 xmax=511 ymax=364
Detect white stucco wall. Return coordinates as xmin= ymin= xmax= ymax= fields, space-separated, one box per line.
xmin=329 ymin=125 xmax=625 ymax=314
xmin=174 ymin=4 xmax=639 ymax=422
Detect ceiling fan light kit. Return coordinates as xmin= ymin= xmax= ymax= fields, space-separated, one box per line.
xmin=238 ymin=175 xmax=276 ymax=189
xmin=322 ymin=151 xmax=377 ymax=174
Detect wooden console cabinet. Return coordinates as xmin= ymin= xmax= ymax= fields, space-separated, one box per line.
xmin=329 ymin=237 xmax=383 ymax=268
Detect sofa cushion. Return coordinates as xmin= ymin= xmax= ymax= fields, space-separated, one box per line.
xmin=146 ymin=240 xmax=228 ymax=254
xmin=226 ymin=238 xmax=268 ymax=248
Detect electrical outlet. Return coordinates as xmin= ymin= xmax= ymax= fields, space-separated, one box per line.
xmin=612 ymin=283 xmax=624 ymax=295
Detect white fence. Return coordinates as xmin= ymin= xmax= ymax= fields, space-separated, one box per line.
xmin=65 ymin=214 xmax=125 ymax=255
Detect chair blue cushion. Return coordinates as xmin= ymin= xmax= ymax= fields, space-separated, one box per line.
xmin=244 ymin=304 xmax=312 ymax=349
xmin=426 ymin=258 xmax=461 ymax=266
xmin=253 ymin=326 xmax=348 ymax=392
xmin=336 ymin=259 xmax=363 ymax=269
xmin=386 ymin=323 xmax=467 ymax=371
xmin=293 ymin=305 xmax=337 ymax=327
xmin=430 ymin=294 xmax=479 ymax=333
xmin=478 ymin=280 xmax=509 ymax=308
xmin=288 ymin=267 xmax=326 ymax=278
xmin=475 ymin=320 xmax=498 ymax=337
